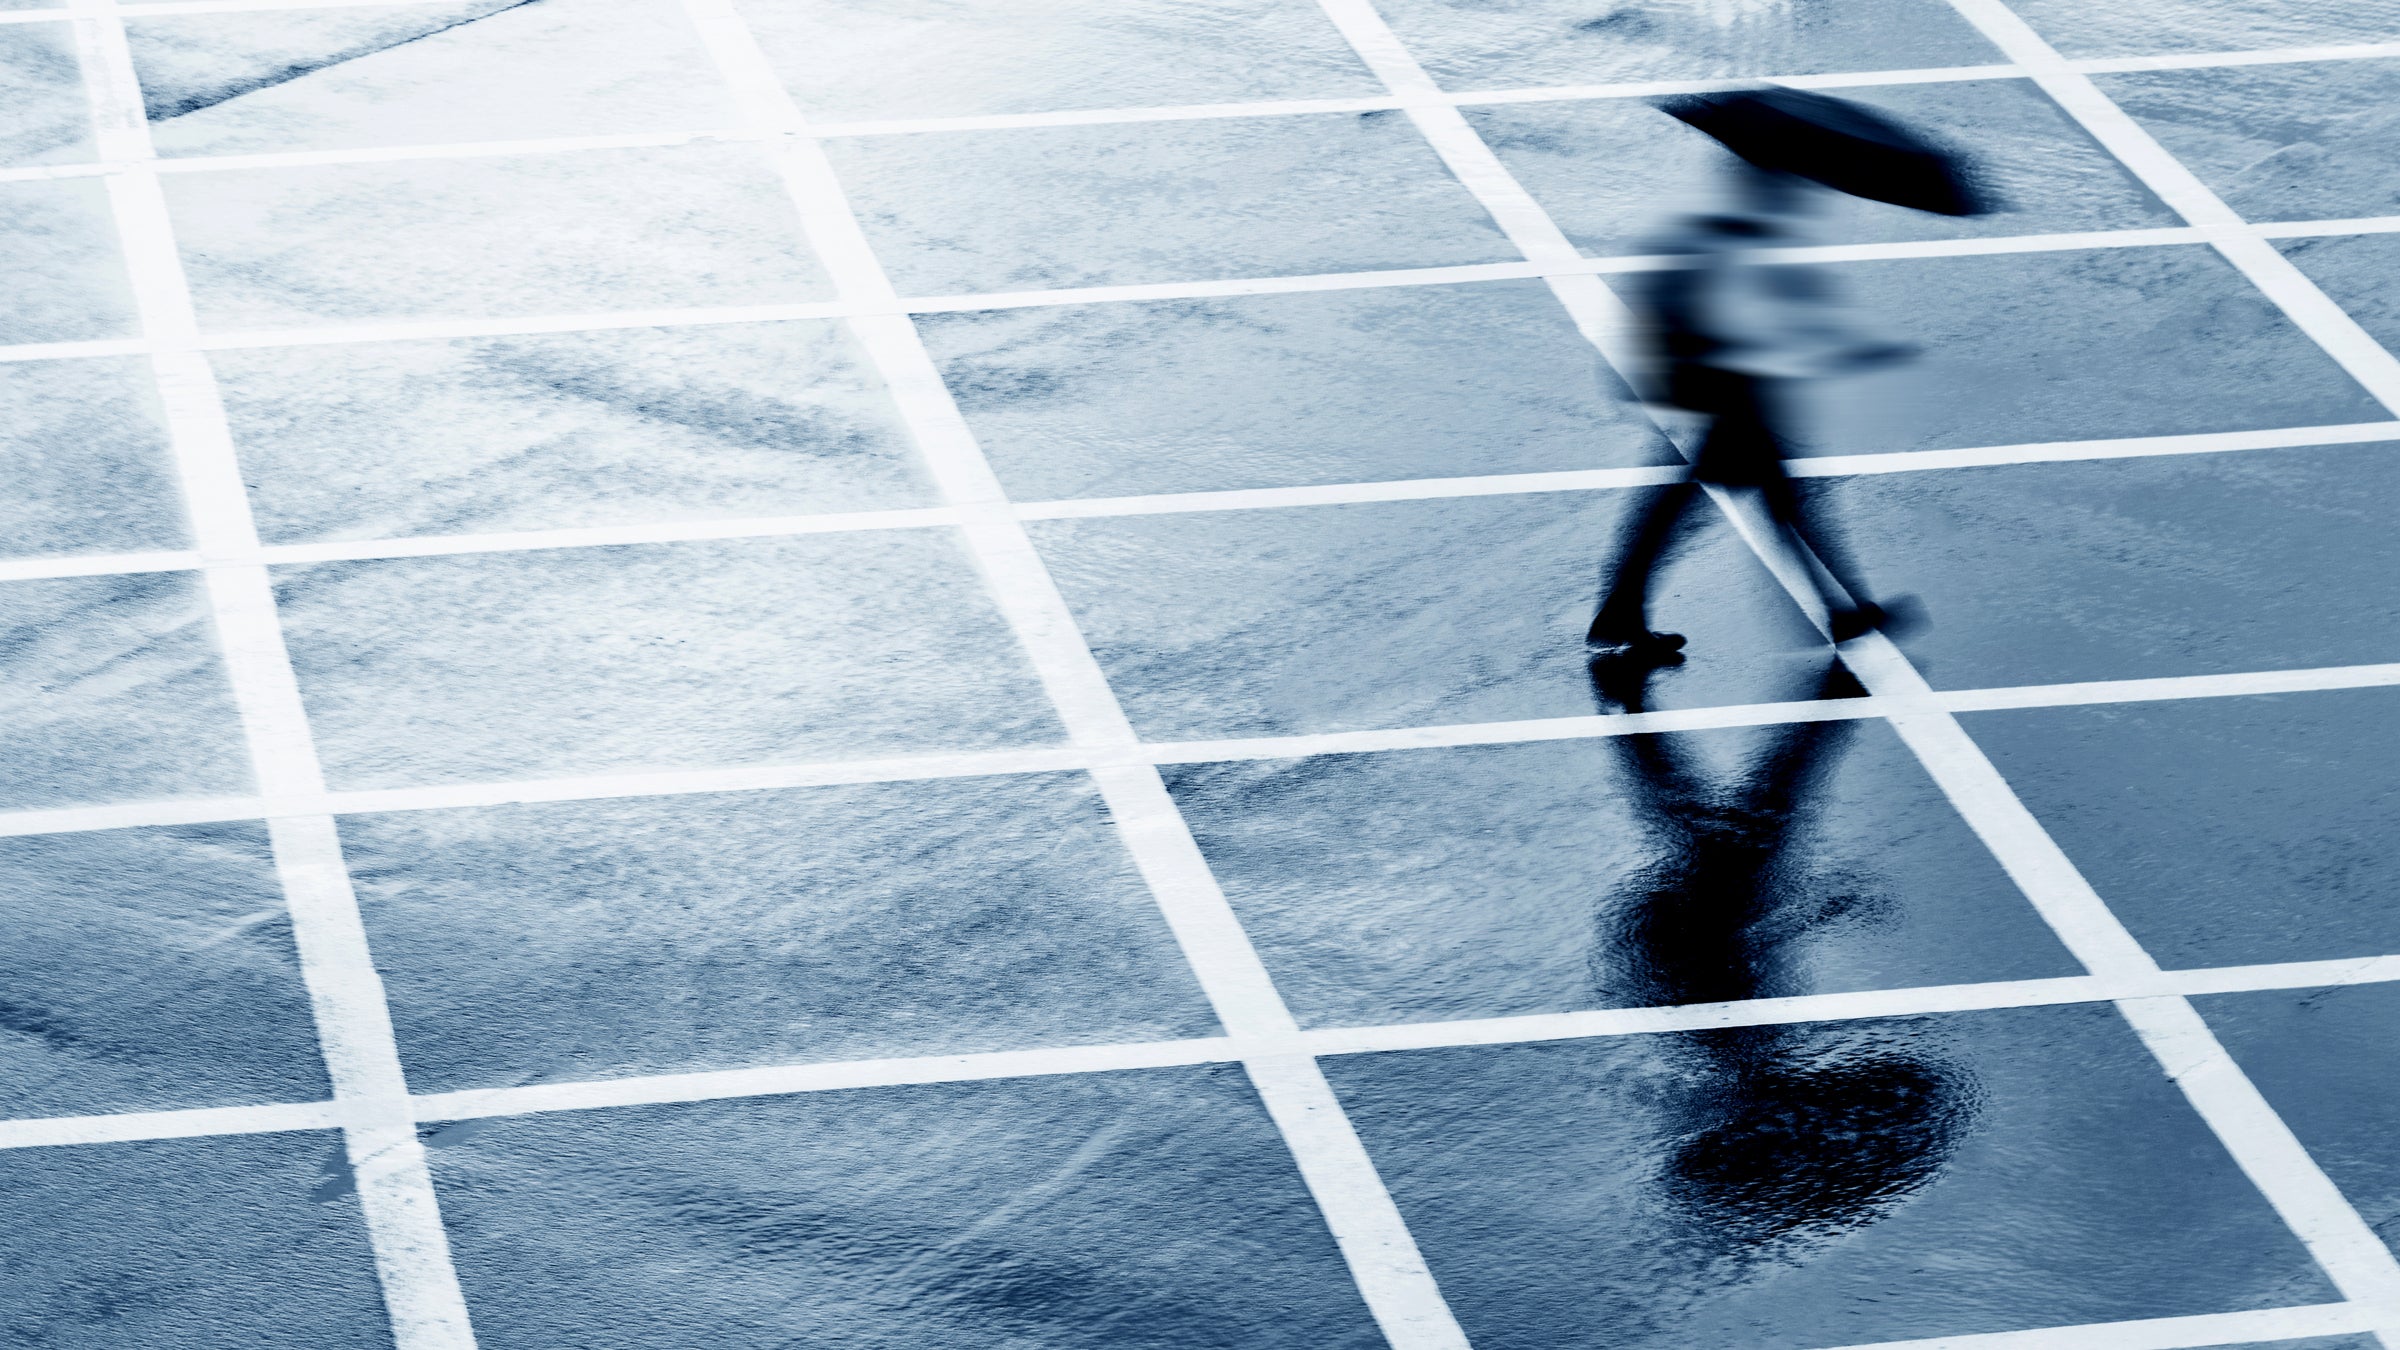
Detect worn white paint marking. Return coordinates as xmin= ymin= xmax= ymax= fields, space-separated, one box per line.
xmin=69 ymin=1 xmax=477 ymax=1340
xmin=1950 ymin=2 xmax=2400 ymax=1331
xmin=1816 ymin=1301 xmax=2376 ymax=1350
xmin=1948 ymin=0 xmax=2400 ymax=418
xmin=676 ymin=1 xmax=1470 ymax=1342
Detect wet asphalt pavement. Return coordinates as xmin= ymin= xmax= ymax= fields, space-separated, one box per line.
xmin=5 ymin=0 xmax=2400 ymax=1346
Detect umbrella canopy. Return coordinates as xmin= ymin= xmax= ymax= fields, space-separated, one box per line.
xmin=1658 ymin=87 xmax=1998 ymax=217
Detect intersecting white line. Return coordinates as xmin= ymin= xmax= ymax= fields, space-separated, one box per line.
xmin=1942 ymin=1 xmax=2400 ymax=1336
xmin=64 ymin=3 xmax=476 ymax=1345
xmin=666 ymin=2 xmax=1469 ymax=1344
xmin=1311 ymin=0 xmax=2400 ymax=1340
xmin=1950 ymin=0 xmax=2400 ymax=417
xmin=21 ymin=4 xmax=2399 ymax=1342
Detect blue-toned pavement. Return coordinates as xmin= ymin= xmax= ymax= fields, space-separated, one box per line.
xmin=6 ymin=1 xmax=2400 ymax=1348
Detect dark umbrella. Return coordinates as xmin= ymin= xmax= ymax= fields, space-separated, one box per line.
xmin=1658 ymin=87 xmax=1999 ymax=217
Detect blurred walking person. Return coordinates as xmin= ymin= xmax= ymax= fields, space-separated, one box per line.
xmin=1588 ymin=89 xmax=1995 ymax=660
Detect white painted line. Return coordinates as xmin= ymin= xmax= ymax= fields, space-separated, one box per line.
xmin=0 ymin=160 xmax=120 ymax=184
xmin=253 ymin=505 xmax=963 ymax=567
xmin=191 ymin=299 xmax=859 ymax=351
xmin=3 ymin=418 xmax=2392 ymax=587
xmin=70 ymin=0 xmax=477 ymax=1339
xmin=316 ymin=745 xmax=1098 ymax=818
xmin=13 ymin=951 xmax=2400 ymax=1156
xmin=1447 ymin=63 xmax=2026 ymax=106
xmin=4 ymin=660 xmax=2400 ymax=842
xmin=1014 ymin=464 xmax=1689 ymax=519
xmin=1941 ymin=663 xmax=2400 ymax=712
xmin=2164 ymin=953 xmax=2400 ymax=998
xmin=1309 ymin=957 xmax=2400 ymax=1059
xmin=147 ymin=129 xmax=757 ymax=174
xmin=1791 ymin=421 xmax=2400 ymax=477
xmin=0 ymin=7 xmax=71 ymax=21
xmin=810 ymin=95 xmax=1411 ymax=138
xmin=0 ymin=1099 xmax=342 ymax=1149
xmin=120 ymin=0 xmax=474 ymax=14
xmin=413 ymin=1038 xmax=1241 ymax=1122
xmin=1308 ymin=976 xmax=2112 ymax=1057
xmin=5 ymin=215 xmax=2400 ymax=369
xmin=900 ymin=259 xmax=1549 ymax=315
xmin=1245 ymin=1054 xmax=1470 ymax=1348
xmin=2121 ymin=994 xmax=2400 ymax=1315
xmin=2076 ymin=41 xmax=2400 ymax=74
xmin=0 ymin=794 xmax=272 ymax=839
xmin=1141 ymin=695 xmax=1893 ymax=764
xmin=2260 ymin=215 xmax=2400 ymax=240
xmin=1816 ymin=1301 xmax=2374 ymax=1350
xmin=0 ymin=548 xmax=204 ymax=581
xmin=1674 ymin=223 xmax=2214 ymax=267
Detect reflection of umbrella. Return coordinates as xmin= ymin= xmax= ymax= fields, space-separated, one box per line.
xmin=1659 ymin=87 xmax=1997 ymax=217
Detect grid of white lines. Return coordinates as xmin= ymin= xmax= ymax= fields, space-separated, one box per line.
xmin=11 ymin=0 xmax=2400 ymax=1346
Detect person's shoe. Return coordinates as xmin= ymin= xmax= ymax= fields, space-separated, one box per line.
xmin=1587 ymin=608 xmax=1688 ymax=653
xmin=1827 ymin=603 xmax=1885 ymax=644
xmin=1586 ymin=626 xmax=1688 ymax=660
xmin=1829 ymin=594 xmax=1925 ymax=644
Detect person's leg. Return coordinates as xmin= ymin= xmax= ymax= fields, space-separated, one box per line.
xmin=1739 ymin=380 xmax=1903 ymax=642
xmin=1589 ymin=476 xmax=1702 ymax=645
xmin=1755 ymin=470 xmax=1871 ymax=607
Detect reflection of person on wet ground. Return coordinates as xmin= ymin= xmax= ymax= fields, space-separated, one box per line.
xmin=1591 ymin=655 xmax=1980 ymax=1264
xmin=1589 ymin=89 xmax=1995 ymax=662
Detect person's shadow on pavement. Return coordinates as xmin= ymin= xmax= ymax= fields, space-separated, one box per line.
xmin=1586 ymin=654 xmax=1982 ymax=1272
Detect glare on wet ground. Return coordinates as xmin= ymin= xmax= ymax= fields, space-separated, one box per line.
xmin=5 ymin=0 xmax=2400 ymax=1347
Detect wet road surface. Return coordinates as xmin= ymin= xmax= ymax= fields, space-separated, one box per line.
xmin=4 ymin=0 xmax=2400 ymax=1347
